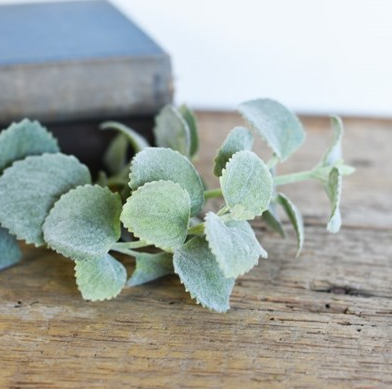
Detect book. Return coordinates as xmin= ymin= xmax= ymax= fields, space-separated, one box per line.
xmin=0 ymin=0 xmax=173 ymax=124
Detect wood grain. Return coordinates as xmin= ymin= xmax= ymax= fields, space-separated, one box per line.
xmin=0 ymin=112 xmax=391 ymax=388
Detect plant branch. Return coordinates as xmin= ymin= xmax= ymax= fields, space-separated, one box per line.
xmin=267 ymin=155 xmax=280 ymax=169
xmin=204 ymin=188 xmax=223 ymax=199
xmin=273 ymin=169 xmax=316 ymax=186
xmin=187 ymin=223 xmax=205 ymax=235
xmin=110 ymin=240 xmax=153 ymax=257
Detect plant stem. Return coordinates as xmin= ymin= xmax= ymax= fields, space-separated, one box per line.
xmin=267 ymin=155 xmax=280 ymax=169
xmin=217 ymin=206 xmax=229 ymax=216
xmin=204 ymin=188 xmax=223 ymax=199
xmin=110 ymin=246 xmax=141 ymax=257
xmin=203 ymin=169 xmax=319 ymax=196
xmin=187 ymin=223 xmax=205 ymax=235
xmin=106 ymin=176 xmax=128 ymax=187
xmin=273 ymin=170 xmax=315 ymax=186
xmin=112 ymin=240 xmax=151 ymax=251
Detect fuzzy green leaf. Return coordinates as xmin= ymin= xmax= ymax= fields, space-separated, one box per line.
xmin=312 ymin=116 xmax=354 ymax=182
xmin=43 ymin=185 xmax=122 ymax=261
xmin=0 ymin=119 xmax=59 ymax=173
xmin=154 ymin=105 xmax=191 ymax=157
xmin=103 ymin=134 xmax=128 ymax=175
xmin=173 ymin=236 xmax=235 ymax=313
xmin=220 ymin=150 xmax=273 ymax=220
xmin=130 ymin=147 xmax=204 ymax=216
xmin=213 ymin=126 xmax=253 ymax=177
xmin=0 ymin=227 xmax=21 ymax=271
xmin=276 ymin=193 xmax=304 ymax=257
xmin=321 ymin=116 xmax=343 ymax=166
xmin=75 ymin=254 xmax=127 ymax=301
xmin=325 ymin=167 xmax=342 ymax=233
xmin=121 ymin=181 xmax=190 ymax=252
xmin=178 ymin=104 xmax=199 ymax=157
xmin=127 ymin=251 xmax=173 ymax=286
xmin=262 ymin=207 xmax=285 ymax=238
xmin=263 ymin=167 xmax=285 ymax=237
xmin=237 ymin=98 xmax=305 ymax=162
xmin=0 ymin=154 xmax=91 ymax=246
xmin=205 ymin=212 xmax=267 ymax=278
xmin=101 ymin=121 xmax=149 ymax=154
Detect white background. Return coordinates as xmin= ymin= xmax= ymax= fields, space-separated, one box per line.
xmin=2 ymin=0 xmax=392 ymax=116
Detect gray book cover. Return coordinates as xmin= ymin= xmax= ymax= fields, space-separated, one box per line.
xmin=0 ymin=0 xmax=173 ymax=123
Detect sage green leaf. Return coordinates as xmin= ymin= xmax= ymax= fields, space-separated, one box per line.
xmin=338 ymin=164 xmax=355 ymax=176
xmin=0 ymin=227 xmax=21 ymax=271
xmin=121 ymin=181 xmax=190 ymax=252
xmin=220 ymin=150 xmax=273 ymax=220
xmin=262 ymin=167 xmax=285 ymax=237
xmin=154 ymin=105 xmax=191 ymax=157
xmin=43 ymin=185 xmax=122 ymax=261
xmin=313 ymin=116 xmax=354 ymax=181
xmin=262 ymin=207 xmax=285 ymax=238
xmin=178 ymin=104 xmax=199 ymax=157
xmin=213 ymin=126 xmax=253 ymax=177
xmin=130 ymin=148 xmax=204 ymax=216
xmin=311 ymin=163 xmax=355 ymax=183
xmin=321 ymin=116 xmax=343 ymax=166
xmin=127 ymin=251 xmax=173 ymax=286
xmin=0 ymin=154 xmax=91 ymax=246
xmin=100 ymin=121 xmax=149 ymax=154
xmin=173 ymin=236 xmax=235 ymax=312
xmin=75 ymin=254 xmax=126 ymax=301
xmin=0 ymin=119 xmax=59 ymax=173
xmin=205 ymin=212 xmax=267 ymax=278
xmin=276 ymin=193 xmax=304 ymax=257
xmin=103 ymin=133 xmax=128 ymax=175
xmin=237 ymin=98 xmax=305 ymax=162
xmin=325 ymin=167 xmax=342 ymax=233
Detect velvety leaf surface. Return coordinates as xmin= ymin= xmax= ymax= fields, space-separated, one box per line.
xmin=127 ymin=251 xmax=173 ymax=286
xmin=262 ymin=207 xmax=285 ymax=238
xmin=130 ymin=148 xmax=204 ymax=216
xmin=220 ymin=150 xmax=273 ymax=220
xmin=154 ymin=105 xmax=191 ymax=157
xmin=103 ymin=133 xmax=128 ymax=175
xmin=213 ymin=126 xmax=253 ymax=177
xmin=43 ymin=185 xmax=122 ymax=261
xmin=0 ymin=227 xmax=21 ymax=271
xmin=0 ymin=154 xmax=91 ymax=246
xmin=173 ymin=236 xmax=235 ymax=313
xmin=121 ymin=181 xmax=190 ymax=252
xmin=321 ymin=116 xmax=344 ymax=166
xmin=325 ymin=167 xmax=342 ymax=233
xmin=178 ymin=104 xmax=199 ymax=158
xmin=205 ymin=212 xmax=267 ymax=278
xmin=101 ymin=121 xmax=149 ymax=154
xmin=237 ymin=98 xmax=305 ymax=162
xmin=276 ymin=193 xmax=304 ymax=257
xmin=75 ymin=254 xmax=127 ymax=301
xmin=0 ymin=119 xmax=59 ymax=173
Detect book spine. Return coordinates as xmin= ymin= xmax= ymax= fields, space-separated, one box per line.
xmin=0 ymin=54 xmax=173 ymax=123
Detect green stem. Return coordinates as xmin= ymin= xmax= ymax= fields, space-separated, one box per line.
xmin=204 ymin=188 xmax=223 ymax=199
xmin=112 ymin=240 xmax=151 ymax=251
xmin=267 ymin=155 xmax=280 ymax=169
xmin=110 ymin=246 xmax=141 ymax=257
xmin=187 ymin=223 xmax=205 ymax=235
xmin=217 ymin=205 xmax=229 ymax=216
xmin=204 ymin=167 xmax=323 ymax=194
xmin=106 ymin=176 xmax=128 ymax=187
xmin=273 ymin=170 xmax=316 ymax=186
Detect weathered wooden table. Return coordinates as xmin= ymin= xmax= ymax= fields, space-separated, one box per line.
xmin=1 ymin=112 xmax=391 ymax=388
